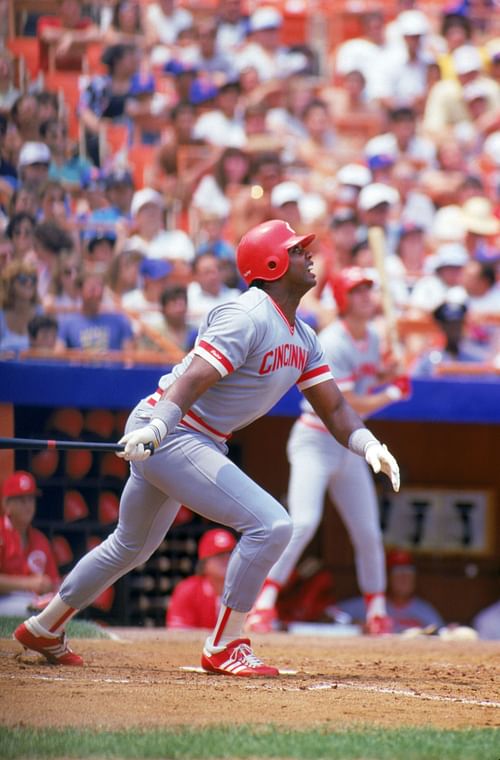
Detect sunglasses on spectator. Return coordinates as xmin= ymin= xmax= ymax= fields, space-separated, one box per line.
xmin=16 ymin=273 xmax=37 ymax=285
xmin=62 ymin=267 xmax=78 ymax=276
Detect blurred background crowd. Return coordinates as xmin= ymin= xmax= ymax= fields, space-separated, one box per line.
xmin=0 ymin=0 xmax=499 ymax=371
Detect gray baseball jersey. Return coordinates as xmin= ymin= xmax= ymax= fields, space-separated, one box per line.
xmin=59 ymin=289 xmax=334 ymax=615
xmin=145 ymin=287 xmax=333 ymax=440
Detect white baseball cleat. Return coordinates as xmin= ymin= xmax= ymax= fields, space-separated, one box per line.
xmin=201 ymin=637 xmax=279 ymax=677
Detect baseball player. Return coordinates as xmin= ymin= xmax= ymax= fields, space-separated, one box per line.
xmin=166 ymin=528 xmax=237 ymax=629
xmin=15 ymin=221 xmax=399 ymax=676
xmin=247 ymin=268 xmax=410 ymax=635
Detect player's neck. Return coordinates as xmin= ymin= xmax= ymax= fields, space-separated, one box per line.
xmin=342 ymin=315 xmax=368 ymax=340
xmin=264 ymin=284 xmax=307 ymax=325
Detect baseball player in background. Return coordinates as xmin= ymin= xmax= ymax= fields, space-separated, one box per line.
xmin=15 ymin=221 xmax=400 ymax=677
xmin=166 ymin=528 xmax=237 ymax=629
xmin=248 ymin=268 xmax=410 ymax=635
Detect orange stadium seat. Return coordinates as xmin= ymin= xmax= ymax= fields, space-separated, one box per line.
xmin=127 ymin=143 xmax=157 ymax=188
xmin=43 ymin=71 xmax=87 ymax=141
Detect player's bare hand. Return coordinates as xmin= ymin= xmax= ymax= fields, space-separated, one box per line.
xmin=365 ymin=442 xmax=400 ymax=492
xmin=27 ymin=574 xmax=54 ymax=595
xmin=116 ymin=424 xmax=163 ymax=461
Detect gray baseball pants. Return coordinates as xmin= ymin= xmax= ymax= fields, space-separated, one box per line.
xmin=59 ymin=403 xmax=293 ymax=612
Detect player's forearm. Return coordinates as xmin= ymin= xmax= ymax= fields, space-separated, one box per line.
xmin=343 ymin=389 xmax=400 ymax=417
xmin=320 ymin=396 xmax=368 ymax=448
xmin=0 ymin=574 xmax=35 ymax=593
xmin=161 ymin=356 xmax=220 ymax=415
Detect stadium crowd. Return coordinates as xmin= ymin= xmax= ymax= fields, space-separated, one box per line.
xmin=0 ymin=0 xmax=499 ymax=370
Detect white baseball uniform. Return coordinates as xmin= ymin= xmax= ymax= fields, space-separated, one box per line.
xmin=268 ymin=319 xmax=387 ymax=596
xmin=59 ymin=288 xmax=333 ymax=613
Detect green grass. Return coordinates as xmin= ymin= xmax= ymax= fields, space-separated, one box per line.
xmin=0 ymin=616 xmax=110 ymax=640
xmin=0 ymin=726 xmax=498 ymax=759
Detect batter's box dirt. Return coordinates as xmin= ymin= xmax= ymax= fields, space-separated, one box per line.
xmin=1 ymin=630 xmax=499 ymax=730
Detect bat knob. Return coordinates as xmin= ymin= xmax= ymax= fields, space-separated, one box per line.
xmin=145 ymin=443 xmax=155 ymax=456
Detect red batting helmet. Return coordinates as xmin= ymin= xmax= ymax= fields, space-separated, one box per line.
xmin=331 ymin=266 xmax=374 ymax=315
xmin=236 ymin=219 xmax=315 ymax=286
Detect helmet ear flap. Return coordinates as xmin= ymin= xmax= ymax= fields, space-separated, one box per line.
xmin=265 ymin=256 xmax=281 ymax=274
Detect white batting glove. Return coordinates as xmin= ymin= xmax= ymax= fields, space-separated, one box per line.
xmin=116 ymin=419 xmax=167 ymax=462
xmin=364 ymin=442 xmax=400 ymax=492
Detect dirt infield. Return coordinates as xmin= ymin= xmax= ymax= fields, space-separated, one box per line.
xmin=1 ymin=629 xmax=499 ymax=731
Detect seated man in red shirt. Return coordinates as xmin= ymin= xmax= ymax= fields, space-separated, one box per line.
xmin=37 ymin=0 xmax=100 ymax=72
xmin=166 ymin=528 xmax=237 ymax=629
xmin=0 ymin=471 xmax=60 ymax=616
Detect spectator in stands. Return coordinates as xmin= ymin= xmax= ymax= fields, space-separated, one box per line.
xmin=43 ymin=249 xmax=82 ymax=315
xmin=412 ymin=295 xmax=489 ymax=377
xmin=33 ymin=221 xmax=75 ymax=300
xmin=423 ymin=44 xmax=499 ymax=138
xmin=293 ymin=99 xmax=337 ymax=176
xmin=17 ymin=142 xmax=51 ymax=192
xmin=373 ymin=10 xmax=432 ymax=112
xmin=192 ymin=146 xmax=251 ymax=223
xmin=79 ymin=43 xmax=154 ymax=166
xmin=463 ymin=259 xmax=500 ymax=315
xmin=337 ymin=548 xmax=444 ymax=633
xmin=41 ymin=119 xmax=93 ymax=192
xmin=56 ymin=268 xmax=135 ymax=352
xmin=83 ymin=230 xmax=117 ymax=268
xmin=10 ymin=94 xmax=41 ymax=143
xmin=230 ymin=150 xmax=283 ymax=242
xmin=27 ymin=314 xmax=59 ymax=352
xmin=0 ymin=49 xmax=21 ymax=114
xmin=166 ymin=528 xmax=237 ymax=629
xmin=193 ymin=80 xmax=246 ymax=148
xmin=215 ymin=0 xmax=248 ymax=56
xmin=436 ymin=13 xmax=474 ymax=79
xmin=357 ymin=182 xmax=400 ymax=245
xmin=122 ymin=256 xmax=173 ymax=331
xmin=0 ymin=261 xmax=41 ymax=354
xmin=158 ymin=284 xmax=198 ymax=352
xmin=38 ymin=181 xmax=71 ymax=230
xmin=409 ymin=243 xmax=468 ymax=315
xmin=461 ymin=196 xmax=500 ymax=260
xmin=35 ymin=92 xmax=60 ymax=127
xmin=0 ymin=471 xmax=60 ymax=617
xmin=194 ymin=17 xmax=236 ymax=82
xmin=269 ymin=180 xmax=306 ymax=231
xmin=89 ymin=169 xmax=134 ymax=225
xmin=6 ymin=212 xmax=36 ymax=261
xmin=333 ymin=10 xmax=389 ymax=102
xmin=8 ymin=186 xmax=38 ymax=220
xmin=126 ymin=187 xmax=194 ymax=274
xmin=194 ymin=211 xmax=235 ymax=263
xmin=103 ymin=0 xmax=148 ymax=49
xmin=103 ymin=243 xmax=143 ymax=309
xmin=235 ymin=6 xmax=309 ymax=81
xmin=37 ymin=0 xmax=99 ymax=73
xmin=187 ymin=252 xmax=241 ymax=327
xmin=144 ymin=0 xmax=193 ymax=52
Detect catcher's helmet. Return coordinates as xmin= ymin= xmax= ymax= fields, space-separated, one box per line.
xmin=332 ymin=266 xmax=374 ymax=315
xmin=236 ymin=219 xmax=315 ymax=286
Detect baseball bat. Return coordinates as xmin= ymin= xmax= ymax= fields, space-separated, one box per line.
xmin=367 ymin=225 xmax=402 ymax=359
xmin=0 ymin=437 xmax=155 ymax=455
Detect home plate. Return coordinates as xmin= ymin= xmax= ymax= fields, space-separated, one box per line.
xmin=180 ymin=666 xmax=297 ymax=675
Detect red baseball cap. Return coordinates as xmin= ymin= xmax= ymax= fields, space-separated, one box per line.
xmin=387 ymin=548 xmax=414 ymax=570
xmin=2 ymin=471 xmax=41 ymax=498
xmin=198 ymin=529 xmax=237 ymax=560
